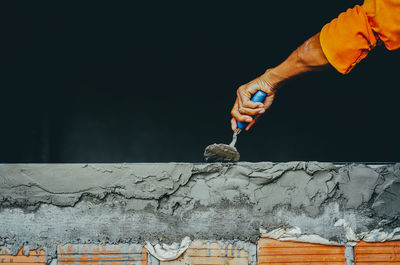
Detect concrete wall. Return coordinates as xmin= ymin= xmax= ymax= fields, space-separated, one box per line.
xmin=0 ymin=162 xmax=399 ymax=263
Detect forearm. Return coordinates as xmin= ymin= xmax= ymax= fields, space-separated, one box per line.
xmin=231 ymin=33 xmax=331 ymax=131
xmin=261 ymin=33 xmax=330 ymax=88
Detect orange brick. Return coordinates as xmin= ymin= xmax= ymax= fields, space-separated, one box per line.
xmin=257 ymin=238 xmax=346 ymax=265
xmin=355 ymin=240 xmax=400 ymax=264
xmin=57 ymin=244 xmax=147 ymax=264
xmin=0 ymin=248 xmax=45 ymax=264
xmin=160 ymin=241 xmax=249 ymax=265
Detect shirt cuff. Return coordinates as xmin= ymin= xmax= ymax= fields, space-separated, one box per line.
xmin=320 ymin=5 xmax=377 ymax=74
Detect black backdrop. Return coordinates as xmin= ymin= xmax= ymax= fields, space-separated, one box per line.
xmin=1 ymin=1 xmax=399 ymax=163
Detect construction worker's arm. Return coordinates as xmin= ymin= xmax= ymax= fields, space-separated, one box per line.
xmin=230 ymin=33 xmax=329 ymax=131
xmin=231 ymin=0 xmax=400 ymax=131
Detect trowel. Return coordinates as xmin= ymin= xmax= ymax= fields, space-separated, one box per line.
xmin=204 ymin=90 xmax=267 ymax=162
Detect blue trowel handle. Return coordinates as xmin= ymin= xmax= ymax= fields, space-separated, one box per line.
xmin=236 ymin=90 xmax=267 ymax=130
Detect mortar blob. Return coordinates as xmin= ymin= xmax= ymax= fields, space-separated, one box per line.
xmin=204 ymin=143 xmax=240 ymax=162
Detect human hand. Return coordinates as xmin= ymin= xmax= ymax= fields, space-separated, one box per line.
xmin=230 ymin=70 xmax=277 ymax=131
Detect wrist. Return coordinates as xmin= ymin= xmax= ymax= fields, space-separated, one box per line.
xmin=259 ymin=68 xmax=285 ymax=90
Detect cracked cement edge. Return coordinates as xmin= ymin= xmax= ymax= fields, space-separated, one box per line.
xmin=1 ymin=162 xmax=399 ymax=232
xmin=0 ymin=161 xmax=337 ymax=209
xmin=0 ymin=163 xmax=196 ymax=209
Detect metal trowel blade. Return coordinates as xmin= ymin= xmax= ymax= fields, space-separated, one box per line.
xmin=204 ymin=131 xmax=240 ymax=162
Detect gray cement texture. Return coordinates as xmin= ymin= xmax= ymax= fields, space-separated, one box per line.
xmin=0 ymin=162 xmax=399 ymax=262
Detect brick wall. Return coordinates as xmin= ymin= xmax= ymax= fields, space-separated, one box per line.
xmin=355 ymin=241 xmax=400 ymax=264
xmin=0 ymin=248 xmax=45 ymax=265
xmin=57 ymin=244 xmax=147 ymax=265
xmin=160 ymin=241 xmax=250 ymax=265
xmin=1 ymin=240 xmax=399 ymax=264
xmin=257 ymin=238 xmax=346 ymax=265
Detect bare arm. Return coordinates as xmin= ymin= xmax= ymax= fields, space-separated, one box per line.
xmin=231 ymin=33 xmax=330 ymax=131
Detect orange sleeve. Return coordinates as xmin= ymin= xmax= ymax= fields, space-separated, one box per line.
xmin=320 ymin=1 xmax=400 ymax=74
xmin=320 ymin=5 xmax=377 ymax=74
xmin=362 ymin=0 xmax=400 ymax=51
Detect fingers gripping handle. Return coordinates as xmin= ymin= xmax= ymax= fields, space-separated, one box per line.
xmin=236 ymin=90 xmax=267 ymax=130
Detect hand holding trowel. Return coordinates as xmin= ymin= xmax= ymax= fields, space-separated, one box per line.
xmin=204 ymin=30 xmax=344 ymax=162
xmin=204 ymin=69 xmax=278 ymax=162
xmin=204 ymin=90 xmax=268 ymax=162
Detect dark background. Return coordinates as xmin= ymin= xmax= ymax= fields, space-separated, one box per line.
xmin=1 ymin=1 xmax=399 ymax=163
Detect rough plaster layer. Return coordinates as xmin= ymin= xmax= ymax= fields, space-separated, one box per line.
xmin=0 ymin=162 xmax=399 ymax=261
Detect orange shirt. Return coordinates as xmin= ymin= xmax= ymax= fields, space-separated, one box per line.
xmin=320 ymin=0 xmax=400 ymax=74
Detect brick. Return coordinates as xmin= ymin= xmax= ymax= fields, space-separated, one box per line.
xmin=57 ymin=244 xmax=147 ymax=265
xmin=160 ymin=241 xmax=249 ymax=265
xmin=257 ymin=238 xmax=346 ymax=265
xmin=0 ymin=248 xmax=45 ymax=264
xmin=355 ymin=240 xmax=400 ymax=264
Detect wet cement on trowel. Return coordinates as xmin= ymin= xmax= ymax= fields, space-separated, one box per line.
xmin=204 ymin=143 xmax=240 ymax=162
xmin=204 ymin=131 xmax=240 ymax=162
xmin=0 ymin=162 xmax=399 ymax=262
